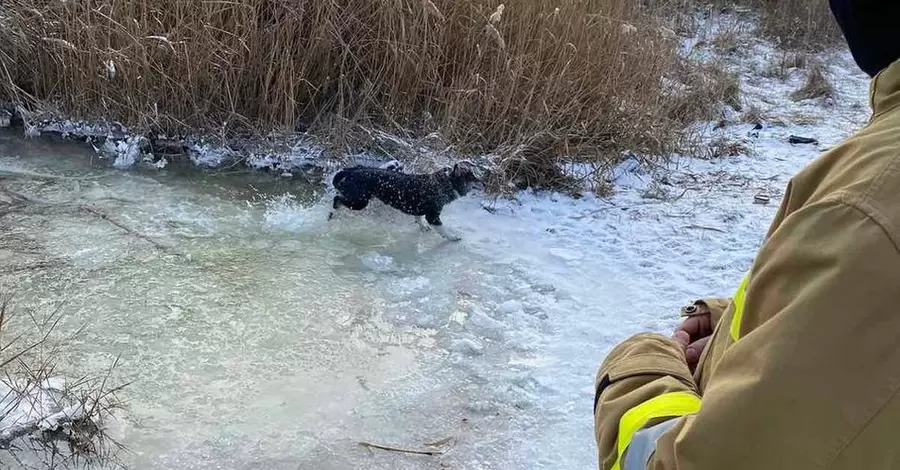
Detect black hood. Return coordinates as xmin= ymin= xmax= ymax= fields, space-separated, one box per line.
xmin=830 ymin=0 xmax=900 ymax=77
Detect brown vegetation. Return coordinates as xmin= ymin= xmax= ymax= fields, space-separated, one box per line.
xmin=0 ymin=0 xmax=845 ymax=190
xmin=791 ymin=61 xmax=836 ymax=102
xmin=0 ymin=1 xmax=693 ymax=180
xmin=751 ymin=0 xmax=841 ymax=49
xmin=700 ymin=0 xmax=841 ymax=49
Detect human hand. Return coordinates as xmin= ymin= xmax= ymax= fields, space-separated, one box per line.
xmin=672 ymin=313 xmax=713 ymax=372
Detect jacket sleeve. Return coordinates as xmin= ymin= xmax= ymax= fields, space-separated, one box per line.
xmin=593 ymin=333 xmax=700 ymax=470
xmin=594 ymin=198 xmax=900 ymax=470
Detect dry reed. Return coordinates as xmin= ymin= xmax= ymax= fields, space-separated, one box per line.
xmin=0 ymin=0 xmax=702 ymax=187
xmin=791 ymin=61 xmax=835 ymax=102
xmin=704 ymin=0 xmax=841 ymax=49
xmin=754 ymin=0 xmax=841 ymax=49
xmin=0 ymin=0 xmax=843 ymax=190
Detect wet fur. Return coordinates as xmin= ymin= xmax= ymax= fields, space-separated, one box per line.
xmin=328 ymin=163 xmax=480 ymax=241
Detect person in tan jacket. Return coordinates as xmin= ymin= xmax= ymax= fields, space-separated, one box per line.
xmin=593 ymin=2 xmax=900 ymax=469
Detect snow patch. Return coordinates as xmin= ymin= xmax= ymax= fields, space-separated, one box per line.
xmin=245 ymin=140 xmax=325 ymax=172
xmin=188 ymin=143 xmax=235 ymax=168
xmin=0 ymin=376 xmax=97 ymax=444
xmin=99 ymin=135 xmax=148 ymax=168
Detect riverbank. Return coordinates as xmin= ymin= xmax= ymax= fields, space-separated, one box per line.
xmin=1 ymin=3 xmax=843 ymax=193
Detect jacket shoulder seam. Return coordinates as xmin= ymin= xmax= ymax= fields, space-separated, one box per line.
xmin=835 ymin=192 xmax=900 ymax=255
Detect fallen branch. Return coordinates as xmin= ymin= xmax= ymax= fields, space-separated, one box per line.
xmin=78 ymin=205 xmax=182 ymax=257
xmin=0 ymin=185 xmax=183 ymax=258
xmin=682 ymin=224 xmax=726 ymax=233
xmin=480 ymin=203 xmax=497 ymax=214
xmin=0 ymin=188 xmax=41 ymax=204
xmin=358 ymin=441 xmax=447 ymax=456
xmin=0 ymin=204 xmax=28 ymax=218
xmin=0 ymin=170 xmax=105 ymax=182
xmin=569 ymin=204 xmax=620 ymax=220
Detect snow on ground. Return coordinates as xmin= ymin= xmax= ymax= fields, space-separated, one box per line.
xmin=421 ymin=19 xmax=872 ymax=468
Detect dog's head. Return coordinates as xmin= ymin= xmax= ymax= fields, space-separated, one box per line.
xmin=448 ymin=162 xmax=482 ymax=196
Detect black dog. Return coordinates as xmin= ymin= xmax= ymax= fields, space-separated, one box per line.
xmin=328 ymin=163 xmax=481 ymax=241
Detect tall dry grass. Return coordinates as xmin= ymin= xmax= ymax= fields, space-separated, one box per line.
xmin=708 ymin=0 xmax=841 ymax=49
xmin=0 ymin=0 xmax=843 ymax=190
xmin=756 ymin=0 xmax=841 ymax=49
xmin=0 ymin=0 xmax=713 ymax=189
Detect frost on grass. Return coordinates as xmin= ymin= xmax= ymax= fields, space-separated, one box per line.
xmin=99 ymin=136 xmax=149 ymax=169
xmin=0 ymin=294 xmax=125 ymax=469
xmin=187 ymin=143 xmax=236 ymax=168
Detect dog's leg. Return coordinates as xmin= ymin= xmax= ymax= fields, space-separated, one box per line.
xmin=415 ymin=216 xmax=431 ymax=232
xmin=330 ymin=195 xmax=370 ymax=220
xmin=328 ymin=195 xmax=345 ymax=220
xmin=346 ymin=198 xmax=370 ymax=211
xmin=425 ymin=211 xmax=461 ymax=242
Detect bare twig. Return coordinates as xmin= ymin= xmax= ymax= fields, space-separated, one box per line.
xmin=0 ymin=188 xmax=42 ymax=204
xmin=682 ymin=224 xmax=726 ymax=233
xmin=0 ymin=262 xmax=57 ymax=275
xmin=358 ymin=441 xmax=447 ymax=456
xmin=78 ymin=205 xmax=180 ymax=256
xmin=569 ymin=204 xmax=620 ymax=220
xmin=0 ymin=183 xmax=183 ymax=258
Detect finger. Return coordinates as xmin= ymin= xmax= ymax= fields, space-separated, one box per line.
xmin=676 ymin=314 xmax=712 ymax=339
xmin=672 ymin=330 xmax=691 ymax=349
xmin=685 ymin=336 xmax=712 ymax=365
xmin=675 ymin=314 xmax=702 ymax=335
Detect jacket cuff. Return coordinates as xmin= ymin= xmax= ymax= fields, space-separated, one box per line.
xmin=680 ymin=297 xmax=733 ymax=327
xmin=595 ymin=333 xmax=696 ymax=404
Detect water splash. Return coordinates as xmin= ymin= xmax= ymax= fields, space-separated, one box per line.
xmin=261 ymin=192 xmax=330 ymax=234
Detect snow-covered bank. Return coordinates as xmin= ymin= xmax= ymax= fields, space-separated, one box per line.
xmin=0 ymin=106 xmax=466 ymax=181
xmin=425 ymin=19 xmax=871 ymax=468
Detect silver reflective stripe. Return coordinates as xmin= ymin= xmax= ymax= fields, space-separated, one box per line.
xmin=621 ymin=418 xmax=679 ymax=470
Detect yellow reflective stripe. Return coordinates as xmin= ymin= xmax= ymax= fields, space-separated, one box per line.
xmin=612 ymin=391 xmax=701 ymax=470
xmin=729 ymin=272 xmax=751 ymax=341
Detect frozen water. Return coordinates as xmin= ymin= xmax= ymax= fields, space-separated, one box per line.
xmin=0 ymin=130 xmax=586 ymax=469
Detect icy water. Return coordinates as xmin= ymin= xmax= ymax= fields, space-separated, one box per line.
xmin=0 ymin=130 xmax=607 ymax=470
